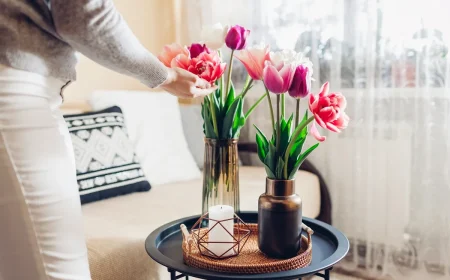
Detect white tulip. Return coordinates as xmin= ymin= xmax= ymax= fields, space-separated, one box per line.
xmin=269 ymin=49 xmax=313 ymax=75
xmin=200 ymin=23 xmax=229 ymax=50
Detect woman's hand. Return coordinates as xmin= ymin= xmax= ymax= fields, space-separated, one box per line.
xmin=160 ymin=68 xmax=216 ymax=98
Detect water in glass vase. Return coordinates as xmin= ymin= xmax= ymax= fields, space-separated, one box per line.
xmin=202 ymin=138 xmax=240 ymax=215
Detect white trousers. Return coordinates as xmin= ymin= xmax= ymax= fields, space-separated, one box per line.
xmin=0 ymin=66 xmax=91 ymax=280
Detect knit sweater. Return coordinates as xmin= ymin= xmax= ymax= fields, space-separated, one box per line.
xmin=0 ymin=0 xmax=168 ymax=88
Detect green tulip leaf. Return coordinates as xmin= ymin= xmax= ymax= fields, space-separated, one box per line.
xmin=289 ymin=111 xmax=309 ymax=160
xmin=298 ymin=111 xmax=309 ymax=140
xmin=255 ymin=125 xmax=269 ymax=162
xmin=256 ymin=134 xmax=267 ymax=163
xmin=214 ymin=86 xmax=222 ymax=109
xmin=288 ymin=143 xmax=319 ymax=179
xmin=264 ymin=143 xmax=277 ymax=179
xmin=279 ymin=114 xmax=293 ymax=156
xmin=231 ymin=97 xmax=245 ymax=138
xmin=201 ymin=97 xmax=217 ymax=139
xmin=221 ymin=97 xmax=241 ymax=138
xmin=275 ymin=156 xmax=285 ymax=179
xmin=225 ymin=82 xmax=235 ymax=110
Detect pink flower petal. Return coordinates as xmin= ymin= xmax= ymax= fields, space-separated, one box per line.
xmin=337 ymin=94 xmax=347 ymax=110
xmin=263 ymin=63 xmax=284 ymax=94
xmin=319 ymin=82 xmax=330 ymax=97
xmin=314 ymin=113 xmax=327 ymax=129
xmin=319 ymin=96 xmax=331 ymax=107
xmin=158 ymin=43 xmax=189 ymax=67
xmin=279 ymin=64 xmax=295 ymax=93
xmin=171 ymin=54 xmax=190 ymax=69
xmin=309 ymin=94 xmax=316 ymax=107
xmin=239 ymin=29 xmax=251 ymax=49
xmin=311 ymin=122 xmax=326 ymax=142
xmin=333 ymin=112 xmax=350 ymax=129
xmin=236 ymin=46 xmax=270 ymax=80
xmin=236 ymin=51 xmax=261 ymax=80
xmin=326 ymin=122 xmax=341 ymax=133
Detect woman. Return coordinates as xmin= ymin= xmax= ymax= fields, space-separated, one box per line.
xmin=0 ymin=1 xmax=211 ymax=279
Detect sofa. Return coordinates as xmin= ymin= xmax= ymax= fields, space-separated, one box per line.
xmin=61 ymin=91 xmax=330 ymax=280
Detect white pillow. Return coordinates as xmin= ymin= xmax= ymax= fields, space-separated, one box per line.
xmin=88 ymin=91 xmax=201 ymax=185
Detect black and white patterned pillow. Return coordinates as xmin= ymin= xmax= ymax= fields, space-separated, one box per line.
xmin=64 ymin=106 xmax=150 ymax=204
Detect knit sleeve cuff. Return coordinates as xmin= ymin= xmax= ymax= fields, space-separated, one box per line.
xmin=144 ymin=62 xmax=169 ymax=88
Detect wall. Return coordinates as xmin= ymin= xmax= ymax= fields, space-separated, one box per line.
xmin=63 ymin=0 xmax=175 ymax=101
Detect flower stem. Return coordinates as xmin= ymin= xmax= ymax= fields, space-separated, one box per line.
xmin=244 ymin=93 xmax=266 ymax=119
xmin=239 ymin=79 xmax=254 ymax=99
xmin=295 ymin=99 xmax=300 ymax=127
xmin=218 ymin=50 xmax=224 ymax=105
xmin=243 ymin=74 xmax=251 ymax=90
xmin=225 ymin=50 xmax=235 ymax=100
xmin=283 ymin=116 xmax=315 ymax=178
xmin=276 ymin=94 xmax=280 ymax=153
xmin=264 ymin=85 xmax=276 ymax=133
xmin=281 ymin=93 xmax=285 ymax=119
xmin=209 ymin=94 xmax=219 ymax=137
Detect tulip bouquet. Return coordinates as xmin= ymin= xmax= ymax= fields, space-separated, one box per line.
xmin=158 ymin=24 xmax=273 ymax=213
xmin=158 ymin=24 xmax=267 ymax=140
xmin=255 ymin=51 xmax=350 ymax=180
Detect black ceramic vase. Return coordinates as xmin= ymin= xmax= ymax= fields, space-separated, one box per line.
xmin=258 ymin=177 xmax=302 ymax=259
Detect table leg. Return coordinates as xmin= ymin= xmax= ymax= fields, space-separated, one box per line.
xmin=167 ymin=268 xmax=189 ymax=280
xmin=314 ymin=267 xmax=332 ymax=280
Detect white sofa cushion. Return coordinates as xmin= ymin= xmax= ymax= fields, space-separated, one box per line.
xmin=82 ymin=166 xmax=320 ymax=280
xmin=88 ymin=91 xmax=201 ymax=185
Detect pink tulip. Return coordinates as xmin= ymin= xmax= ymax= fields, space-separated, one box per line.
xmin=225 ymin=25 xmax=250 ymax=50
xmin=309 ymin=82 xmax=349 ymax=141
xmin=289 ymin=64 xmax=311 ymax=99
xmin=171 ymin=51 xmax=226 ymax=84
xmin=235 ymin=45 xmax=270 ymax=80
xmin=262 ymin=61 xmax=295 ymax=94
xmin=158 ymin=43 xmax=189 ymax=67
xmin=188 ymin=43 xmax=210 ymax=58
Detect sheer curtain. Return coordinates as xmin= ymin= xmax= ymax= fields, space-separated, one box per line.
xmin=179 ymin=0 xmax=450 ymax=279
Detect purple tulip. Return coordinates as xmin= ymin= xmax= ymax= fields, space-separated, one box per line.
xmin=188 ymin=43 xmax=210 ymax=58
xmin=288 ymin=65 xmax=311 ymax=99
xmin=225 ymin=25 xmax=250 ymax=50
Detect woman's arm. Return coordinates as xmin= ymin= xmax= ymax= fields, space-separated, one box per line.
xmin=50 ymin=0 xmax=168 ymax=88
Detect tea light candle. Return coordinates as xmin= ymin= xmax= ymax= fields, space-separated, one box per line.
xmin=208 ymin=205 xmax=234 ymax=257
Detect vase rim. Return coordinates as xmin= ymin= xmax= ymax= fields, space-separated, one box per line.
xmin=265 ymin=177 xmax=295 ymax=196
xmin=266 ymin=177 xmax=295 ymax=182
xmin=204 ymin=138 xmax=238 ymax=144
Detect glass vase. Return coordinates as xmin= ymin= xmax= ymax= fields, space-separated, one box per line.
xmin=202 ymin=138 xmax=240 ymax=215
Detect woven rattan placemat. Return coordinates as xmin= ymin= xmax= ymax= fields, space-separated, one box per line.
xmin=182 ymin=223 xmax=313 ymax=274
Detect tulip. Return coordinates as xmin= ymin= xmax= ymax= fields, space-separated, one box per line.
xmin=201 ymin=23 xmax=229 ymax=50
xmin=270 ymin=50 xmax=313 ymax=72
xmin=262 ymin=61 xmax=295 ymax=94
xmin=157 ymin=43 xmax=189 ymax=67
xmin=235 ymin=45 xmax=270 ymax=80
xmin=171 ymin=51 xmax=226 ymax=84
xmin=289 ymin=64 xmax=311 ymax=99
xmin=308 ymin=82 xmax=350 ymax=141
xmin=225 ymin=25 xmax=250 ymax=50
xmin=188 ymin=43 xmax=210 ymax=59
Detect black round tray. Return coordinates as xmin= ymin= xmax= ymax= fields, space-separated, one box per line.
xmin=145 ymin=212 xmax=349 ymax=280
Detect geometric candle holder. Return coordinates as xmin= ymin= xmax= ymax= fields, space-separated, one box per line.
xmin=190 ymin=212 xmax=251 ymax=259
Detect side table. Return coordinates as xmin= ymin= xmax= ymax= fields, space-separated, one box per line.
xmin=145 ymin=212 xmax=349 ymax=280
